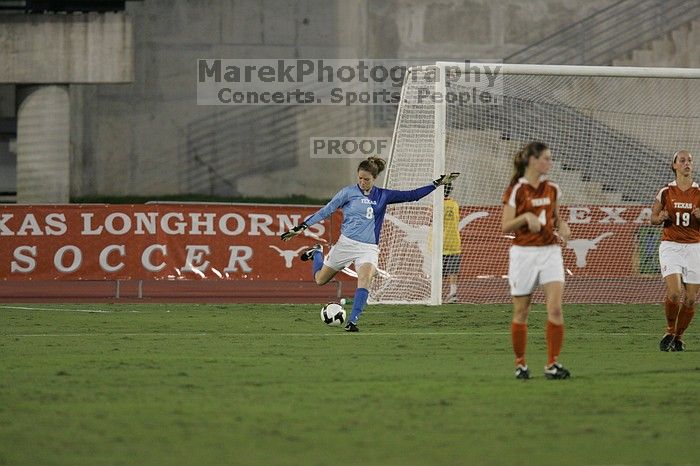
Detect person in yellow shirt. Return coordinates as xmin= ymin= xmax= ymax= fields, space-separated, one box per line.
xmin=443 ymin=183 xmax=462 ymax=303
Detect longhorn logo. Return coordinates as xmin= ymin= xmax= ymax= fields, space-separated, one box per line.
xmin=566 ymin=232 xmax=614 ymax=268
xmin=385 ymin=214 xmax=431 ymax=276
xmin=458 ymin=211 xmax=490 ymax=231
xmin=385 ymin=211 xmax=490 ymax=277
xmin=268 ymin=245 xmax=308 ymax=268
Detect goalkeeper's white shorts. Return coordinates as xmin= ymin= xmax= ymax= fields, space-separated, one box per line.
xmin=508 ymin=244 xmax=564 ymax=296
xmin=659 ymin=241 xmax=700 ymax=284
xmin=325 ymin=234 xmax=379 ymax=271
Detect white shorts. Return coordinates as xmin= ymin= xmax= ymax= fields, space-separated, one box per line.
xmin=325 ymin=234 xmax=379 ymax=271
xmin=508 ymin=245 xmax=564 ymax=296
xmin=659 ymin=241 xmax=700 ymax=284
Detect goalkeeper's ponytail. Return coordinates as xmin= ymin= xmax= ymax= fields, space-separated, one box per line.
xmin=358 ymin=156 xmax=386 ymax=178
xmin=510 ymin=141 xmax=549 ymax=185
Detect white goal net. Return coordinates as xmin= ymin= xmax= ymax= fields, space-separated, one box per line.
xmin=372 ymin=63 xmax=700 ymax=304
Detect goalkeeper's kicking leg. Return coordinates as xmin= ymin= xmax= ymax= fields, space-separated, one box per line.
xmin=301 ymin=242 xmax=377 ymax=333
xmin=300 ymin=244 xmax=338 ymax=285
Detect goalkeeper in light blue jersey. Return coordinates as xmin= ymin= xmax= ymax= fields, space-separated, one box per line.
xmin=281 ymin=156 xmax=459 ymax=332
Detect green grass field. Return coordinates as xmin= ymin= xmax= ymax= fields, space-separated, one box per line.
xmin=1 ymin=303 xmax=698 ymax=466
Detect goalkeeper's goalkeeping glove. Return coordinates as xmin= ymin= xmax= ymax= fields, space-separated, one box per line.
xmin=433 ymin=172 xmax=460 ymax=186
xmin=280 ymin=222 xmax=308 ymax=241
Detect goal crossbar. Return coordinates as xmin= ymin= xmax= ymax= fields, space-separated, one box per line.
xmin=433 ymin=62 xmax=700 ymax=79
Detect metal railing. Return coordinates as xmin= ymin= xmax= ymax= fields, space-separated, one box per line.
xmin=505 ymin=0 xmax=700 ymax=65
xmin=183 ymin=106 xmax=300 ymax=196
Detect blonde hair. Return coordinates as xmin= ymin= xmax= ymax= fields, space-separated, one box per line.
xmin=358 ymin=156 xmax=386 ymax=178
xmin=510 ymin=141 xmax=549 ymax=185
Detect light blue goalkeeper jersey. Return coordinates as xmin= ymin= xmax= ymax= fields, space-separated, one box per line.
xmin=304 ymin=183 xmax=436 ymax=245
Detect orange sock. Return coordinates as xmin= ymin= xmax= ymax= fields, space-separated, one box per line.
xmin=664 ymin=298 xmax=681 ymax=335
xmin=511 ymin=322 xmax=527 ymax=366
xmin=546 ymin=320 xmax=564 ymax=366
xmin=675 ymin=304 xmax=695 ymax=339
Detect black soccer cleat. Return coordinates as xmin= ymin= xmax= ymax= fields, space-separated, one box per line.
xmin=515 ymin=365 xmax=530 ymax=380
xmin=659 ymin=333 xmax=675 ymax=352
xmin=299 ymin=244 xmax=322 ymax=262
xmin=671 ymin=338 xmax=685 ymax=352
xmin=344 ymin=322 xmax=359 ymax=332
xmin=544 ymin=362 xmax=571 ymax=380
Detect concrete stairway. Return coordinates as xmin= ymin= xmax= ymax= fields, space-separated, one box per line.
xmin=612 ymin=19 xmax=700 ymax=67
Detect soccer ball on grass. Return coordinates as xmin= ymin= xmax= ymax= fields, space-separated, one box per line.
xmin=320 ymin=302 xmax=346 ymax=327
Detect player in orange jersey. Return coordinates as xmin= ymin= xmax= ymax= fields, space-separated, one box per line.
xmin=651 ymin=149 xmax=699 ymax=352
xmin=501 ymin=141 xmax=571 ymax=380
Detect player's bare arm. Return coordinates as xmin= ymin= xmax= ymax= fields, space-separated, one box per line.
xmin=650 ymin=200 xmax=669 ymax=225
xmin=501 ymin=205 xmax=540 ymax=233
xmin=554 ymin=202 xmax=570 ymax=246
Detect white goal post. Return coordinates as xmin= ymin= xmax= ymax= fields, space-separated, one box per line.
xmin=374 ymin=62 xmax=700 ymax=305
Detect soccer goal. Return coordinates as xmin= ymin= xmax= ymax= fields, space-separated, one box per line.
xmin=372 ymin=62 xmax=700 ymax=305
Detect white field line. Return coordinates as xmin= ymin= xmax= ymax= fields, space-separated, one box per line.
xmin=1 ymin=331 xmax=658 ymax=338
xmin=0 ymin=307 xmax=595 ymax=316
xmin=0 ymin=305 xmax=113 ymax=313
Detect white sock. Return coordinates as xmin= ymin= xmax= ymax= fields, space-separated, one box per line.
xmin=450 ymin=284 xmax=457 ymax=295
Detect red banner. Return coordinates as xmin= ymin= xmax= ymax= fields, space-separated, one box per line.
xmin=0 ymin=204 xmax=347 ymax=281
xmin=0 ymin=203 xmax=659 ymax=284
xmin=458 ymin=205 xmax=656 ymax=278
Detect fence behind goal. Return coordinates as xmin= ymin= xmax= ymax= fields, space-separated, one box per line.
xmin=372 ymin=63 xmax=700 ymax=304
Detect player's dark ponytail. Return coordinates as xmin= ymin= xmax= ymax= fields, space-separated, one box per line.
xmin=510 ymin=141 xmax=549 ymax=185
xmin=358 ymin=156 xmax=386 ymax=178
